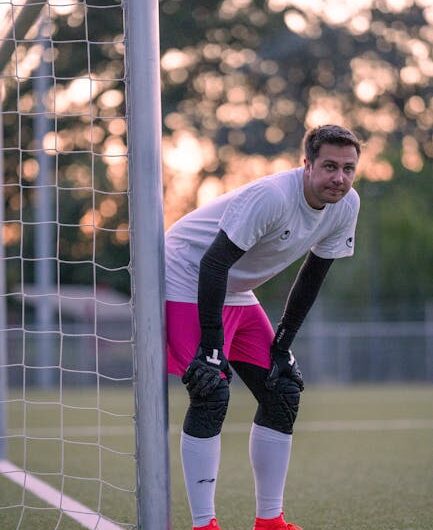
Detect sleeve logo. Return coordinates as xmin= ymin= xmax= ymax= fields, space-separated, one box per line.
xmin=346 ymin=236 xmax=354 ymax=248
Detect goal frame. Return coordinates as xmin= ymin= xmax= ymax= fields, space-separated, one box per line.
xmin=0 ymin=0 xmax=170 ymax=527
xmin=125 ymin=0 xmax=171 ymax=528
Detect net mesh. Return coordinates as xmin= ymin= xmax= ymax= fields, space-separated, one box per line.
xmin=0 ymin=1 xmax=136 ymax=528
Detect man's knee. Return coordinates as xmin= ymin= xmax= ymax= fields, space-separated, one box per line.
xmin=254 ymin=377 xmax=301 ymax=435
xmin=183 ymin=378 xmax=230 ymax=438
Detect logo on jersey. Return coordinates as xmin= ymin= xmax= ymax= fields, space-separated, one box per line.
xmin=280 ymin=230 xmax=291 ymax=240
xmin=346 ymin=237 xmax=354 ymax=248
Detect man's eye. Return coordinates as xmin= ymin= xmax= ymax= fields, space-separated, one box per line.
xmin=325 ymin=164 xmax=336 ymax=170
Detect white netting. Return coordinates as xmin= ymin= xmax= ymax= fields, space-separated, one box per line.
xmin=0 ymin=1 xmax=137 ymax=528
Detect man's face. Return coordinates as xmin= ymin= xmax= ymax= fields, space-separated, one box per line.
xmin=303 ymin=143 xmax=359 ymax=209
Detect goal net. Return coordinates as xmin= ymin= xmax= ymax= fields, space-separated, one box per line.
xmin=0 ymin=1 xmax=168 ymax=528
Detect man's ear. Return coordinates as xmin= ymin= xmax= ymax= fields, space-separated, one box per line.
xmin=304 ymin=157 xmax=311 ymax=174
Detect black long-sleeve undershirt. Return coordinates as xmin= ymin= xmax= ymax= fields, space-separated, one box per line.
xmin=198 ymin=230 xmax=245 ymax=348
xmin=275 ymin=251 xmax=334 ymax=351
xmin=198 ymin=230 xmax=334 ymax=350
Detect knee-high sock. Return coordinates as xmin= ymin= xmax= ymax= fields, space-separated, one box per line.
xmin=249 ymin=423 xmax=293 ymax=519
xmin=181 ymin=431 xmax=221 ymax=527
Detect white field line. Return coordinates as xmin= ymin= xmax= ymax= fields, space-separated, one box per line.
xmin=5 ymin=418 xmax=433 ymax=438
xmin=0 ymin=459 xmax=124 ymax=530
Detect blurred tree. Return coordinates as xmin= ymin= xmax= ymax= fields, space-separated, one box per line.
xmin=1 ymin=0 xmax=432 ymax=312
xmin=159 ymin=0 xmax=433 ymax=315
xmin=160 ymin=0 xmax=433 ymax=199
xmin=2 ymin=0 xmax=129 ymax=293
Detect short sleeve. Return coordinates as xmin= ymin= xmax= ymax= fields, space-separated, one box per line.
xmin=218 ymin=181 xmax=283 ymax=251
xmin=311 ymin=191 xmax=360 ymax=259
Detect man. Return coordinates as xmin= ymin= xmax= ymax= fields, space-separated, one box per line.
xmin=165 ymin=124 xmax=361 ymax=530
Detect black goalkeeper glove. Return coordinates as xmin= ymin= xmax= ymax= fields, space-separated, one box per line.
xmin=265 ymin=325 xmax=304 ymax=392
xmin=182 ymin=346 xmax=232 ymax=399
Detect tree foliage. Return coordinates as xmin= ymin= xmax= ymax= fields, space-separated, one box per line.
xmin=1 ymin=0 xmax=432 ymax=310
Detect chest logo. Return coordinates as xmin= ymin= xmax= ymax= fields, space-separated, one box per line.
xmin=280 ymin=230 xmax=291 ymax=240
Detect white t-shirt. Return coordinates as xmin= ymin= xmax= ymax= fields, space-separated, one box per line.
xmin=165 ymin=167 xmax=360 ymax=305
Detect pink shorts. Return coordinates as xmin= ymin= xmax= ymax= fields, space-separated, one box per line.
xmin=166 ymin=301 xmax=274 ymax=377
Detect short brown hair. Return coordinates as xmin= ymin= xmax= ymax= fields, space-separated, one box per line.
xmin=303 ymin=124 xmax=361 ymax=162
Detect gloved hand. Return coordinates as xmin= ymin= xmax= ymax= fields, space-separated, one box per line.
xmin=265 ymin=325 xmax=304 ymax=391
xmin=182 ymin=346 xmax=232 ymax=398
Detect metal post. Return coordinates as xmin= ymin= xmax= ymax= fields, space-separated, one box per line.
xmin=125 ymin=0 xmax=170 ymax=529
xmin=0 ymin=84 xmax=7 ymax=458
xmin=366 ymin=182 xmax=382 ymax=381
xmin=425 ymin=302 xmax=433 ymax=382
xmin=0 ymin=0 xmax=52 ymax=395
xmin=34 ymin=16 xmax=54 ymax=388
xmin=336 ymin=330 xmax=351 ymax=383
xmin=308 ymin=299 xmax=327 ymax=383
xmin=0 ymin=0 xmax=45 ymax=73
xmin=0 ymin=0 xmax=45 ymax=473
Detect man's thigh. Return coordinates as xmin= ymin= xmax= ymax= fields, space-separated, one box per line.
xmin=227 ymin=304 xmax=274 ymax=369
xmin=166 ymin=301 xmax=201 ymax=376
xmin=166 ymin=301 xmax=274 ymax=376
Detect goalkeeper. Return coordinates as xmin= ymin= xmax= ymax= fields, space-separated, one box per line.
xmin=165 ymin=125 xmax=361 ymax=530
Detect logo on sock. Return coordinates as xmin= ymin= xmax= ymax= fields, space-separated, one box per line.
xmin=197 ymin=478 xmax=216 ymax=484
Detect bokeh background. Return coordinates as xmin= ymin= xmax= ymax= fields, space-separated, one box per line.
xmin=1 ymin=0 xmax=433 ymax=384
xmin=1 ymin=2 xmax=433 ymax=529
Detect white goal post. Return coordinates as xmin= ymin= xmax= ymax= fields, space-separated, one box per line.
xmin=125 ymin=0 xmax=170 ymax=527
xmin=0 ymin=1 xmax=170 ymax=529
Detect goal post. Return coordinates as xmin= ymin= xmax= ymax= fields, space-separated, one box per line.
xmin=125 ymin=0 xmax=171 ymax=528
xmin=0 ymin=0 xmax=47 ymax=465
xmin=0 ymin=98 xmax=7 ymax=460
xmin=0 ymin=0 xmax=45 ymax=73
xmin=0 ymin=0 xmax=170 ymax=528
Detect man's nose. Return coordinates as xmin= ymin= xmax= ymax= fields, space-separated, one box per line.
xmin=332 ymin=169 xmax=344 ymax=184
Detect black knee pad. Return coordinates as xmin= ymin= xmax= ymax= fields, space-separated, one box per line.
xmin=254 ymin=377 xmax=301 ymax=435
xmin=183 ymin=378 xmax=230 ymax=438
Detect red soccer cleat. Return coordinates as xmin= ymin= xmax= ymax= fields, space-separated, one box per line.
xmin=253 ymin=512 xmax=303 ymax=530
xmin=193 ymin=518 xmax=221 ymax=530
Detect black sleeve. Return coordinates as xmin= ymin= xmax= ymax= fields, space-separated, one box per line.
xmin=275 ymin=251 xmax=334 ymax=351
xmin=198 ymin=230 xmax=245 ymax=349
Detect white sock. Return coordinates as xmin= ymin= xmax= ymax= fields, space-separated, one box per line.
xmin=181 ymin=431 xmax=221 ymax=527
xmin=249 ymin=423 xmax=292 ymax=519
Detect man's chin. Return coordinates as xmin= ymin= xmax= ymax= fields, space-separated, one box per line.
xmin=324 ymin=190 xmax=346 ymax=203
xmin=326 ymin=196 xmax=342 ymax=204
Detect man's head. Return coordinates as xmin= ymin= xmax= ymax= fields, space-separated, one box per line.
xmin=302 ymin=124 xmax=361 ymax=210
xmin=303 ymin=124 xmax=361 ymax=163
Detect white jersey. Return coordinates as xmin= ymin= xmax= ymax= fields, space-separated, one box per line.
xmin=165 ymin=167 xmax=360 ymax=305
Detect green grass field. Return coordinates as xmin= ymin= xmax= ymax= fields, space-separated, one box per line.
xmin=1 ymin=384 xmax=433 ymax=529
